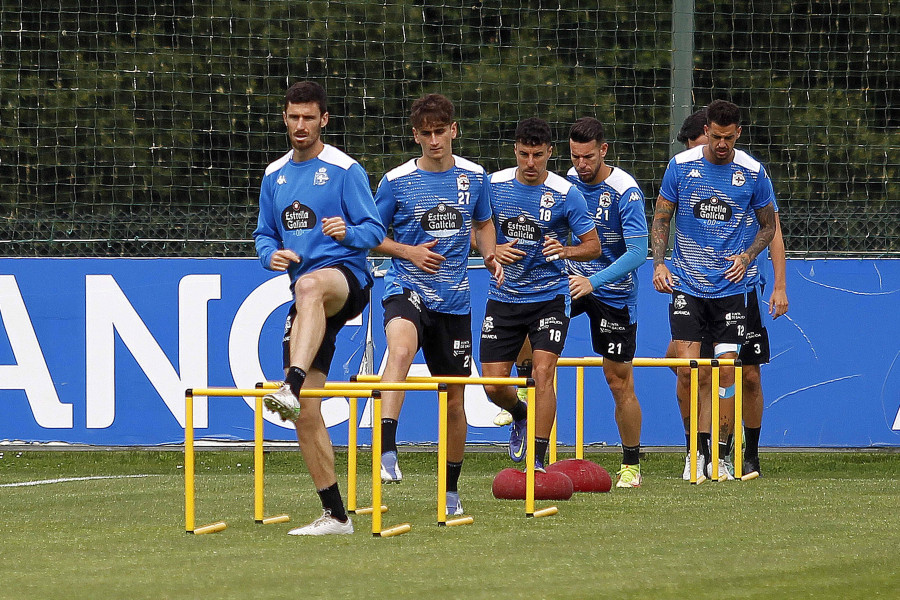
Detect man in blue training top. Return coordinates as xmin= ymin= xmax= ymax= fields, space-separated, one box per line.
xmin=254 ymin=81 xmax=386 ymax=535
xmin=373 ymin=93 xmax=502 ymax=516
xmin=564 ymin=117 xmax=649 ymax=488
xmin=651 ymin=99 xmax=776 ymax=479
xmin=480 ymin=117 xmax=600 ymax=472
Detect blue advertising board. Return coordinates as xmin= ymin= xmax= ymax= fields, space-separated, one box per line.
xmin=1 ymin=257 xmax=898 ymax=447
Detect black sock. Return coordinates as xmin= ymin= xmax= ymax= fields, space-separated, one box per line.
xmin=698 ymin=433 xmax=712 ymax=464
xmin=447 ymin=460 xmax=463 ymax=492
xmin=317 ymin=482 xmax=347 ymax=522
xmin=623 ymin=444 xmax=641 ymax=465
xmin=381 ymin=418 xmax=398 ymax=454
xmin=515 ymin=359 xmax=533 ymax=378
xmin=285 ymin=366 xmax=307 ymax=397
xmin=509 ymin=400 xmax=528 ymax=422
xmin=535 ymin=437 xmax=549 ymax=465
xmin=745 ymin=427 xmax=761 ymax=458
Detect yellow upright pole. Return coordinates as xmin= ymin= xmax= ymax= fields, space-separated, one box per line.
xmin=549 ymin=373 xmax=557 ymax=465
xmin=185 ymin=393 xmax=195 ymax=533
xmin=734 ymin=362 xmax=744 ymax=479
xmin=371 ymin=392 xmax=382 ymax=536
xmin=689 ymin=361 xmax=699 ymax=483
xmin=525 ymin=386 xmax=536 ymax=516
xmin=437 ymin=390 xmax=448 ymax=525
xmin=711 ymin=361 xmax=720 ymax=481
xmin=347 ymin=396 xmax=358 ymax=512
xmin=576 ymin=366 xmax=584 ymax=460
xmin=254 ymin=395 xmax=264 ymax=521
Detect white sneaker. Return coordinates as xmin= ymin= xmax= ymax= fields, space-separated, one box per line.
xmin=718 ymin=458 xmax=735 ymax=481
xmin=683 ymin=452 xmax=707 ymax=481
xmin=445 ymin=491 xmax=464 ymax=516
xmin=492 ymin=409 xmax=513 ymax=426
xmin=287 ymin=510 xmax=353 ymax=536
xmin=380 ymin=450 xmax=403 ymax=483
xmin=263 ymin=383 xmax=300 ymax=422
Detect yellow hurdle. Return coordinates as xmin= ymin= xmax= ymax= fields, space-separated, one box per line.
xmin=353 ymin=375 xmax=537 ymax=520
xmin=554 ymin=357 xmax=743 ymax=484
xmin=184 ymin=386 xmax=374 ymax=534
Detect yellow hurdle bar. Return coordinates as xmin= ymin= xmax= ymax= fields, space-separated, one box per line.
xmin=184 ymin=386 xmax=374 ymax=534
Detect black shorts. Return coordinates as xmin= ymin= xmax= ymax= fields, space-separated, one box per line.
xmin=739 ymin=289 xmax=770 ymax=365
xmin=382 ymin=290 xmax=472 ymax=376
xmin=669 ymin=291 xmax=747 ymax=346
xmin=480 ymin=295 xmax=569 ymax=363
xmin=695 ymin=290 xmax=769 ymax=364
xmin=571 ymin=295 xmax=637 ymax=362
xmin=282 ymin=264 xmax=370 ymax=374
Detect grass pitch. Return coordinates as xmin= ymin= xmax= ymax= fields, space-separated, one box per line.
xmin=0 ymin=449 xmax=896 ymax=600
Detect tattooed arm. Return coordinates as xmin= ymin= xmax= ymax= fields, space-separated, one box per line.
xmin=724 ymin=202 xmax=776 ymax=283
xmin=651 ymin=196 xmax=676 ymax=293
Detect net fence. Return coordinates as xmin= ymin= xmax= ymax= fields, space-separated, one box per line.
xmin=1 ymin=0 xmax=897 ymax=257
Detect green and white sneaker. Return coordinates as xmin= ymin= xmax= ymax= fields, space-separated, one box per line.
xmin=263 ymin=383 xmax=300 ymax=422
xmin=615 ymin=463 xmax=642 ymax=488
xmin=717 ymin=458 xmax=735 ymax=481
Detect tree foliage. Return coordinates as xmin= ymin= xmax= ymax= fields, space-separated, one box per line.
xmin=0 ymin=0 xmax=896 ymax=256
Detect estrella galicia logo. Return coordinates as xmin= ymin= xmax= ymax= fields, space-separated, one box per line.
xmin=313 ymin=167 xmax=329 ymax=186
xmin=693 ymin=196 xmax=732 ymax=222
xmin=501 ymin=213 xmax=542 ymax=245
xmin=282 ymin=201 xmax=317 ymax=231
xmin=420 ymin=202 xmax=463 ymax=238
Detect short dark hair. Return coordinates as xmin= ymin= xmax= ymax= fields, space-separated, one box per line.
xmin=569 ymin=117 xmax=605 ymax=144
xmin=706 ymin=100 xmax=741 ymax=128
xmin=515 ymin=117 xmax=553 ymax=146
xmin=410 ymin=94 xmax=455 ymax=129
xmin=677 ymin=108 xmax=708 ymax=144
xmin=284 ymin=81 xmax=327 ymax=114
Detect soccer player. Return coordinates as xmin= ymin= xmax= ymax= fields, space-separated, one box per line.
xmin=480 ymin=117 xmax=600 ymax=472
xmin=372 ymin=93 xmax=502 ymax=516
xmin=564 ymin=117 xmax=649 ymax=488
xmin=667 ymin=108 xmax=789 ymax=479
xmin=651 ymin=100 xmax=776 ymax=480
xmin=254 ymin=81 xmax=386 ymax=535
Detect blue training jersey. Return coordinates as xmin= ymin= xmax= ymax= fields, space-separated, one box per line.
xmin=375 ymin=156 xmax=492 ymax=314
xmin=659 ymin=146 xmax=775 ymax=298
xmin=487 ymin=167 xmax=596 ymax=304
xmin=565 ymin=166 xmax=648 ymax=309
xmin=253 ymin=145 xmax=386 ymax=290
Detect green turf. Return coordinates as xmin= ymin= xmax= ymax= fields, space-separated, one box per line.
xmin=0 ymin=449 xmax=897 ymax=599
